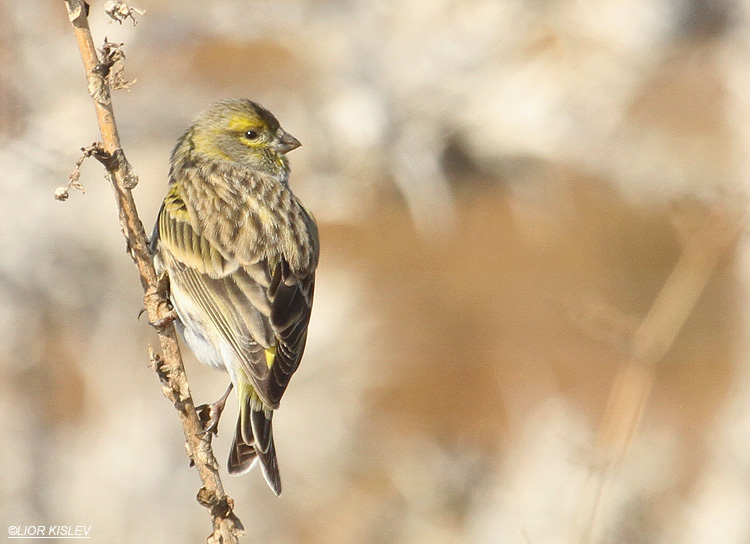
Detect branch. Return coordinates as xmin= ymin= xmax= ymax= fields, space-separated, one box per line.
xmin=597 ymin=197 xmax=746 ymax=459
xmin=60 ymin=1 xmax=242 ymax=541
xmin=574 ymin=195 xmax=747 ymax=543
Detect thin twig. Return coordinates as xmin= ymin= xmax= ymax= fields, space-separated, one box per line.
xmin=575 ymin=196 xmax=747 ymax=543
xmin=55 ymin=143 xmax=99 ymax=201
xmin=60 ymin=1 xmax=242 ymax=541
xmin=104 ymin=0 xmax=144 ymax=26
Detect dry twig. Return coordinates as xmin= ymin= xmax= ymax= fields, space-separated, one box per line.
xmin=575 ymin=195 xmax=747 ymax=543
xmin=55 ymin=143 xmax=100 ymax=201
xmin=60 ymin=1 xmax=243 ymax=541
xmin=104 ymin=0 xmax=144 ymax=25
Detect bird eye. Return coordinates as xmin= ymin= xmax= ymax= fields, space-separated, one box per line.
xmin=244 ymin=130 xmax=259 ymax=140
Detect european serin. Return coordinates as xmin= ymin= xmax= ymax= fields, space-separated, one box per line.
xmin=151 ymin=99 xmax=319 ymax=496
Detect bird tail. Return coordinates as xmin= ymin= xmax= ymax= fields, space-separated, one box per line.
xmin=228 ymin=384 xmax=281 ymax=496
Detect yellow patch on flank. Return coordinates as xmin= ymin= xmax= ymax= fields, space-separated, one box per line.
xmin=265 ymin=346 xmax=276 ymax=368
xmin=164 ymin=184 xmax=190 ymax=220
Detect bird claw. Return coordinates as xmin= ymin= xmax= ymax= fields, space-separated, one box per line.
xmin=196 ymin=383 xmax=233 ymax=436
xmin=150 ymin=309 xmax=177 ymax=329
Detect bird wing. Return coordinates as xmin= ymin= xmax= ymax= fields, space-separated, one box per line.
xmin=266 ymin=255 xmax=316 ymax=406
xmin=155 ymin=183 xmax=317 ymax=409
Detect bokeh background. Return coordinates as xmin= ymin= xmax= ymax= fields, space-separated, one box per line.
xmin=2 ymin=0 xmax=750 ymax=542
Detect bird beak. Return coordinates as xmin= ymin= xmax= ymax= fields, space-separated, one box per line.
xmin=276 ymin=130 xmax=301 ymax=154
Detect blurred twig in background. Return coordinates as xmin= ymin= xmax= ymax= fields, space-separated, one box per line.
xmin=578 ymin=196 xmax=747 ymax=543
xmin=59 ymin=1 xmax=242 ymax=541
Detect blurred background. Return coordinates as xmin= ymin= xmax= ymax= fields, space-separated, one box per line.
xmin=1 ymin=0 xmax=750 ymax=542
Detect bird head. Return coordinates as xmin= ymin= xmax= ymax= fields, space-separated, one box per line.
xmin=181 ymin=99 xmax=301 ymax=176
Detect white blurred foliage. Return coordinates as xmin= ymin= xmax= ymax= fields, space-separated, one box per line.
xmin=468 ymin=400 xmax=594 ymax=544
xmin=65 ymin=0 xmax=743 ymax=229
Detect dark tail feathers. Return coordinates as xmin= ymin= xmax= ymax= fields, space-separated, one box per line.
xmin=228 ymin=403 xmax=281 ymax=496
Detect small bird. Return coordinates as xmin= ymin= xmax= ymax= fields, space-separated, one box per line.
xmin=151 ymin=99 xmax=319 ymax=495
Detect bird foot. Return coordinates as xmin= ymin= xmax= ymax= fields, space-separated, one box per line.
xmin=150 ymin=309 xmax=177 ymax=329
xmin=197 ymin=383 xmax=234 ymax=436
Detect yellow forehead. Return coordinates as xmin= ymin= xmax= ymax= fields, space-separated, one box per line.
xmin=227 ymin=114 xmax=266 ymax=131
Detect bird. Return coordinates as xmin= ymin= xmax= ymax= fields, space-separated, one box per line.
xmin=150 ymin=98 xmax=319 ymax=496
